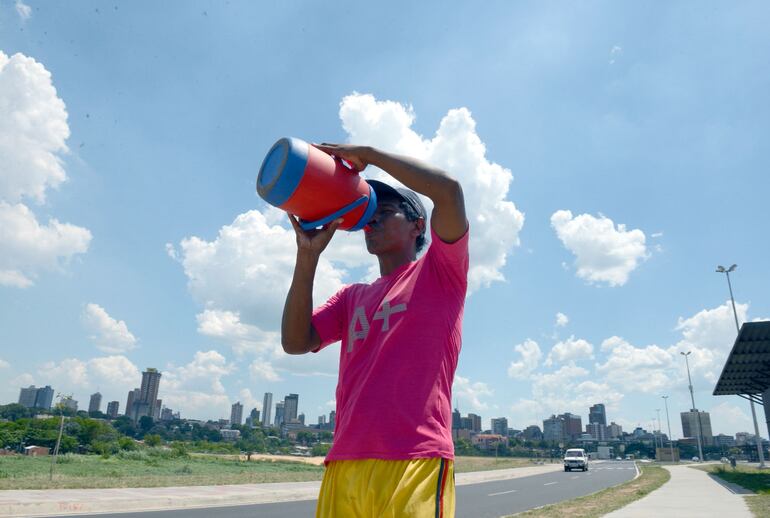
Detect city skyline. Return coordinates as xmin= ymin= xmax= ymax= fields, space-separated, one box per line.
xmin=1 ymin=3 xmax=769 ymax=439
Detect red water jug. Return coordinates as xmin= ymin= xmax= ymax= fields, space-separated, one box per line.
xmin=256 ymin=137 xmax=377 ymax=231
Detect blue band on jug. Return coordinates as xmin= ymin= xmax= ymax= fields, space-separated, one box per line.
xmin=348 ymin=185 xmax=378 ymax=231
xmin=257 ymin=137 xmax=309 ymax=206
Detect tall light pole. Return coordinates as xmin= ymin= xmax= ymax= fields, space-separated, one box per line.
xmin=663 ymin=395 xmax=675 ymax=462
xmin=656 ymin=408 xmax=662 ymax=450
xmin=716 ymin=264 xmax=766 ymax=468
xmin=681 ymin=351 xmax=704 ymax=462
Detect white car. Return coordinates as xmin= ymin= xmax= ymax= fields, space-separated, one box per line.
xmin=564 ymin=448 xmax=589 ymax=472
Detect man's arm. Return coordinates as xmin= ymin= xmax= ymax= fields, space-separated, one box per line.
xmin=281 ymin=215 xmax=342 ymax=355
xmin=315 ymin=144 xmax=467 ymax=243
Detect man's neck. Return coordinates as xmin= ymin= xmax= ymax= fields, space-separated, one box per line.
xmin=377 ymin=249 xmax=417 ymax=277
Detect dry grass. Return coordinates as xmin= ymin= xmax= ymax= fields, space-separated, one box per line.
xmin=508 ymin=464 xmax=670 ymax=518
xmin=454 ymin=456 xmax=545 ymax=473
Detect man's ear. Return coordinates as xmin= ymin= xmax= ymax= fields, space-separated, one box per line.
xmin=413 ymin=218 xmax=426 ymax=238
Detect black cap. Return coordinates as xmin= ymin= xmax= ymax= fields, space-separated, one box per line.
xmin=366 ymin=180 xmax=428 ymax=224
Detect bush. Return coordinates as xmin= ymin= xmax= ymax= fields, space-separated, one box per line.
xmin=144 ymin=434 xmax=162 ymax=447
xmin=118 ymin=437 xmax=137 ymax=451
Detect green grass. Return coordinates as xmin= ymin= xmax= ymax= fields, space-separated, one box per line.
xmin=0 ymin=450 xmax=324 ymax=489
xmin=699 ymin=465 xmax=770 ymax=518
xmin=508 ymin=465 xmax=670 ymax=518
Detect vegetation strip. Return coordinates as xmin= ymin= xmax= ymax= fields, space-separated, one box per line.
xmin=700 ymin=465 xmax=770 ymax=518
xmin=507 ymin=464 xmax=670 ymax=518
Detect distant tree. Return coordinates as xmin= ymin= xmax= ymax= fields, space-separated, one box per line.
xmin=0 ymin=404 xmax=34 ymax=421
xmin=138 ymin=416 xmax=155 ymax=434
xmin=144 ymin=434 xmax=162 ymax=447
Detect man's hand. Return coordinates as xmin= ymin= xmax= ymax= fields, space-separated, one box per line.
xmin=314 ymin=143 xmax=371 ymax=172
xmin=288 ymin=214 xmax=343 ymax=257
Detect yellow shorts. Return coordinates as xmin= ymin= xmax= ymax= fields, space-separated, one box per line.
xmin=316 ymin=457 xmax=455 ymax=518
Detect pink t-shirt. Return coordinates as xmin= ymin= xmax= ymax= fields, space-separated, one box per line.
xmin=311 ymin=226 xmax=469 ymax=462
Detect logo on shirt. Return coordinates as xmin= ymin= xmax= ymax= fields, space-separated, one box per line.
xmin=347 ymin=300 xmax=407 ymax=352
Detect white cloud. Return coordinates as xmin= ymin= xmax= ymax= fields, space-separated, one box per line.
xmin=673 ymin=300 xmax=748 ymax=383
xmin=82 ymin=303 xmax=138 ymax=354
xmin=0 ymin=52 xmax=69 ymax=204
xmin=15 ymin=1 xmax=31 ymax=20
xmin=709 ymin=401 xmax=758 ymax=437
xmin=550 ymin=210 xmax=647 ymax=287
xmin=35 ymin=355 xmax=140 ymax=405
xmin=507 ymin=339 xmax=542 ymax=379
xmin=453 ymin=375 xmax=493 ymax=411
xmin=249 ymin=359 xmax=281 ymax=382
xmin=555 ymin=312 xmax=569 ymax=327
xmin=237 ymin=388 xmax=262 ymax=413
xmin=0 ymin=52 xmax=91 ymax=288
xmin=0 ymin=358 xmax=9 ymax=369
xmin=595 ymin=337 xmax=676 ymax=393
xmin=0 ymin=202 xmax=91 ymax=287
xmin=339 ymin=93 xmax=525 ymax=292
xmin=161 ymin=350 xmax=236 ymax=420
xmin=545 ymin=335 xmax=593 ymax=366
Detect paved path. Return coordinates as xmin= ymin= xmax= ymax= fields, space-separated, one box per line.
xmin=605 ymin=464 xmax=753 ymax=518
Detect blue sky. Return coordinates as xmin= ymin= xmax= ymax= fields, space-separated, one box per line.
xmin=1 ymin=1 xmax=769 ymax=439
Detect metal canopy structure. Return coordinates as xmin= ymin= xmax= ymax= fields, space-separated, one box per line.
xmin=713 ymin=321 xmax=770 ymax=405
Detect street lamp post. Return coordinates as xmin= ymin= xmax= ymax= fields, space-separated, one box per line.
xmin=681 ymin=351 xmax=704 ymax=462
xmin=663 ymin=395 xmax=675 ymax=462
xmin=656 ymin=408 xmax=662 ymax=450
xmin=716 ymin=264 xmax=766 ymax=468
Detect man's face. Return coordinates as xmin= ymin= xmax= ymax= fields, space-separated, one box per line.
xmin=364 ymin=198 xmax=421 ymax=256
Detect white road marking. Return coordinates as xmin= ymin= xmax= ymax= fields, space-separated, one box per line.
xmin=544 ymin=482 xmax=558 ymax=486
xmin=571 ymin=476 xmax=579 ymax=479
xmin=488 ymin=489 xmax=517 ymax=496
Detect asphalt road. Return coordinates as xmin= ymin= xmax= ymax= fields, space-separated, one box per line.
xmin=55 ymin=461 xmax=637 ymax=518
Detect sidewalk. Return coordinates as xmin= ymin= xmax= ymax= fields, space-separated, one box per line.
xmin=604 ymin=464 xmax=753 ymax=518
xmin=0 ymin=464 xmax=561 ymax=517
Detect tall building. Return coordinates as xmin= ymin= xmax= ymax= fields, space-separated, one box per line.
xmin=681 ymin=409 xmax=713 ymax=446
xmin=491 ymin=417 xmax=508 ymax=436
xmin=559 ymin=413 xmax=583 ymax=440
xmin=543 ymin=415 xmax=565 ymax=443
xmin=607 ymin=422 xmax=623 ymax=439
xmin=126 ymin=388 xmax=140 ymax=419
xmin=519 ymin=425 xmax=543 ymax=441
xmin=586 ymin=422 xmax=607 ymax=440
xmin=274 ymin=401 xmax=285 ymax=426
xmin=318 ymin=415 xmax=327 ymax=426
xmin=61 ymin=396 xmax=78 ymax=411
xmin=18 ymin=386 xmax=39 ymax=408
xmin=262 ymin=392 xmax=273 ymax=427
xmin=18 ymin=385 xmax=54 ymax=410
xmin=329 ymin=410 xmax=336 ymax=429
xmin=132 ymin=368 xmax=162 ymax=421
xmin=88 ymin=392 xmax=102 ymax=413
xmin=284 ymin=394 xmax=299 ymax=423
xmin=298 ymin=412 xmax=305 ymax=425
xmin=468 ymin=413 xmax=482 ymax=432
xmin=160 ymin=407 xmax=174 ymax=421
xmin=231 ymin=401 xmax=244 ymax=426
xmin=589 ymin=404 xmax=607 ymax=426
xmin=106 ymin=401 xmax=119 ymax=418
xmin=452 ymin=409 xmax=461 ymax=429
xmin=245 ymin=408 xmax=260 ymax=427
xmin=154 ymin=399 xmax=162 ymax=420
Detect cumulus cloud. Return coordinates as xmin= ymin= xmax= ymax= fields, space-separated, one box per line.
xmin=35 ymin=355 xmax=141 ymax=405
xmin=0 ymin=202 xmax=91 ymax=287
xmin=551 ymin=210 xmax=647 ymax=286
xmin=339 ymin=93 xmax=525 ymax=292
xmin=609 ymin=45 xmax=623 ymax=65
xmin=0 ymin=52 xmax=91 ymax=288
xmin=555 ymin=312 xmax=569 ymax=327
xmin=0 ymin=358 xmax=9 ymax=369
xmin=595 ymin=336 xmax=675 ymax=393
xmin=453 ymin=375 xmax=493 ymax=411
xmin=161 ymin=350 xmax=236 ymax=420
xmin=507 ymin=339 xmax=542 ymax=379
xmin=545 ymin=335 xmax=593 ymax=366
xmin=0 ymin=52 xmax=69 ymax=203
xmin=81 ymin=303 xmax=138 ymax=353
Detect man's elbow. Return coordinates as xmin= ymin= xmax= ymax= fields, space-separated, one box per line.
xmin=281 ymin=337 xmax=311 ymax=355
